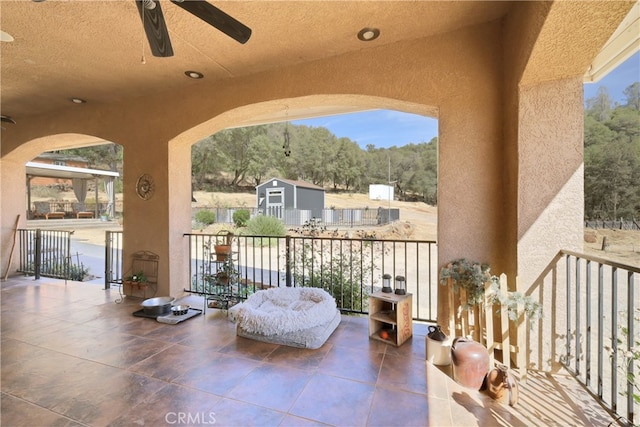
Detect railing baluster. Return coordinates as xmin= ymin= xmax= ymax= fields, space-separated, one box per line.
xmin=566 ymin=254 xmax=572 ymax=368
xmin=598 ymin=262 xmax=604 ymax=399
xmin=611 ymin=267 xmax=618 ymax=413
xmin=627 ymin=270 xmax=635 ymax=426
xmin=34 ymin=229 xmax=41 ymax=279
xmin=576 ymin=257 xmax=581 ymax=376
xmin=585 ymin=259 xmax=592 ymax=386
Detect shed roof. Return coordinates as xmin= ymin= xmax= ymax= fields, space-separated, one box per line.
xmin=260 ymin=178 xmax=324 ymax=191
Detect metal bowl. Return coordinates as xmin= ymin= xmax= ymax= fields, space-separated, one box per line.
xmin=141 ymin=296 xmax=175 ymax=316
xmin=171 ymin=304 xmax=190 ymax=316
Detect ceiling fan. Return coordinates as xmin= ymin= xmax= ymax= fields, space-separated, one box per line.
xmin=135 ymin=0 xmax=252 ymax=57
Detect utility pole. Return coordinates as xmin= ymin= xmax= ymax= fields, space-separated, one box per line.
xmin=388 ymin=155 xmax=396 ymax=224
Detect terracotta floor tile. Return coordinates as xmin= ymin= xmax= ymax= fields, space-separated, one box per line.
xmin=367 ymin=386 xmax=429 ymax=426
xmin=226 ymin=363 xmax=312 ymax=411
xmin=218 ymin=335 xmax=279 ymax=361
xmin=378 ymin=352 xmax=428 ymax=394
xmin=174 ymin=353 xmax=260 ymax=396
xmin=290 ymin=373 xmax=376 ymax=426
xmin=264 ymin=341 xmax=331 ymax=370
xmin=1 ymin=393 xmax=84 ymax=427
xmin=319 ymin=344 xmax=384 ymax=384
xmin=210 ymin=397 xmax=286 ymax=426
xmin=108 ymin=383 xmax=220 ymax=426
xmin=129 ymin=343 xmax=218 ymax=382
xmin=89 ymin=335 xmax=172 ymax=368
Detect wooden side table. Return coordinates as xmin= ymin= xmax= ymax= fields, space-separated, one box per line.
xmin=368 ymin=291 xmax=413 ymax=346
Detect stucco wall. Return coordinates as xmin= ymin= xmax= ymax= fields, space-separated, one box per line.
xmin=517 ymin=77 xmax=585 ymax=290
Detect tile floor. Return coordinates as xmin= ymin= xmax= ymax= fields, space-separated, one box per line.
xmin=1 ymin=277 xmax=616 ymax=426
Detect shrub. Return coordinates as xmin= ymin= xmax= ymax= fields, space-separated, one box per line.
xmin=244 ymin=215 xmax=286 ymax=246
xmin=195 ymin=209 xmax=216 ymax=225
xmin=291 ymin=240 xmax=371 ymax=312
xmin=233 ymin=209 xmax=251 ymax=227
xmin=68 ymin=263 xmax=90 ymax=281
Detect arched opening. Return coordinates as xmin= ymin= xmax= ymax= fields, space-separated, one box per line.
xmin=5 ymin=134 xmax=123 ymax=284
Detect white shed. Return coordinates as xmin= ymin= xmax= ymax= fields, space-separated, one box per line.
xmin=369 ymin=184 xmax=394 ymax=201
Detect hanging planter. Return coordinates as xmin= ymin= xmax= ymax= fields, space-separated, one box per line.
xmin=214 ymin=230 xmax=233 ymax=261
xmin=214 ymin=244 xmax=231 ymax=261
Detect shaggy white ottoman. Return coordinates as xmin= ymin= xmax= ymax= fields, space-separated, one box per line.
xmin=235 ymin=287 xmax=341 ymax=349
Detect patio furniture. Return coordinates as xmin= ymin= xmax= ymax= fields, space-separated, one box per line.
xmin=76 ymin=211 xmax=94 ymax=219
xmin=32 ymin=201 xmax=50 ymax=219
xmin=45 ymin=212 xmax=65 ymax=220
xmin=235 ymin=287 xmax=341 ymax=349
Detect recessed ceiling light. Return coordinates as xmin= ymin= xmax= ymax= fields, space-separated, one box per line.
xmin=185 ymin=70 xmax=204 ymax=79
xmin=357 ymin=28 xmax=380 ymax=42
xmin=0 ymin=30 xmax=14 ymax=42
xmin=70 ymin=98 xmax=86 ymax=104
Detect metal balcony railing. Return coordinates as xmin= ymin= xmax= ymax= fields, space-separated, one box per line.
xmin=17 ymin=229 xmax=72 ymax=279
xmin=184 ymin=233 xmax=438 ymax=321
xmin=527 ymin=251 xmax=639 ymax=426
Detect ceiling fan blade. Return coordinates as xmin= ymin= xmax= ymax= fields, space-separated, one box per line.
xmin=170 ymin=0 xmax=251 ymax=44
xmin=135 ymin=0 xmax=174 ymax=57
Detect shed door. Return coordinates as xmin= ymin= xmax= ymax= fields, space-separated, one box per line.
xmin=266 ymin=188 xmax=284 ymax=219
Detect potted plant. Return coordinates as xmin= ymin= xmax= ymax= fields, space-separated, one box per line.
xmin=439 ymin=258 xmax=542 ymax=321
xmin=439 ymin=258 xmax=491 ymax=307
xmin=214 ymin=230 xmax=233 ymax=261
xmin=124 ymin=270 xmax=148 ymax=290
xmin=215 ymin=255 xmax=238 ymax=286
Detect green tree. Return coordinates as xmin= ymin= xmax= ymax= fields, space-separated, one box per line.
xmin=331 ymin=137 xmax=364 ymax=190
xmin=584 ymin=115 xmax=615 ymax=148
xmin=219 ymin=126 xmax=270 ymax=187
xmin=584 ymin=82 xmax=640 ymax=220
xmin=246 ymin=133 xmax=278 ymax=186
xmin=586 ymin=86 xmax=614 ymax=122
xmin=192 ymin=133 xmax=227 ymax=187
xmin=623 ymin=82 xmax=640 ymax=110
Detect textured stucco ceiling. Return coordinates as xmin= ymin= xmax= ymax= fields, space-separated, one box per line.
xmin=0 ymin=0 xmax=514 ymax=122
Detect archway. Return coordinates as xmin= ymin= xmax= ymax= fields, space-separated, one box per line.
xmin=3 ymin=133 xmax=123 ymax=284
xmin=159 ymin=96 xmax=440 ymax=300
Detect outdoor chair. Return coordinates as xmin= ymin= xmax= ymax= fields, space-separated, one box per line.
xmin=32 ymin=201 xmax=50 ymax=219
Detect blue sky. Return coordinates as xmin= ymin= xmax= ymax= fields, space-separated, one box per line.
xmin=293 ymin=51 xmax=639 ymax=149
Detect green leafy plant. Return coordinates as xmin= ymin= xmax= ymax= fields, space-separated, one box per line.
xmin=125 ymin=271 xmax=147 ymax=283
xmin=296 ymin=218 xmax=326 ymax=236
xmin=290 ymin=240 xmax=372 ymax=312
xmin=487 ymin=277 xmax=543 ymax=323
xmin=439 ymin=258 xmax=491 ymax=306
xmin=68 ymin=263 xmax=90 ymax=282
xmin=244 ymin=215 xmax=286 ymax=246
xmin=440 ymin=258 xmax=542 ymax=322
xmin=232 ymin=209 xmax=251 ymax=227
xmin=605 ymin=308 xmax=640 ymax=410
xmin=195 ymin=209 xmax=216 ymax=225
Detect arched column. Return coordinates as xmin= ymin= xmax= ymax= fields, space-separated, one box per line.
xmin=120 ymin=136 xmax=191 ymax=298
